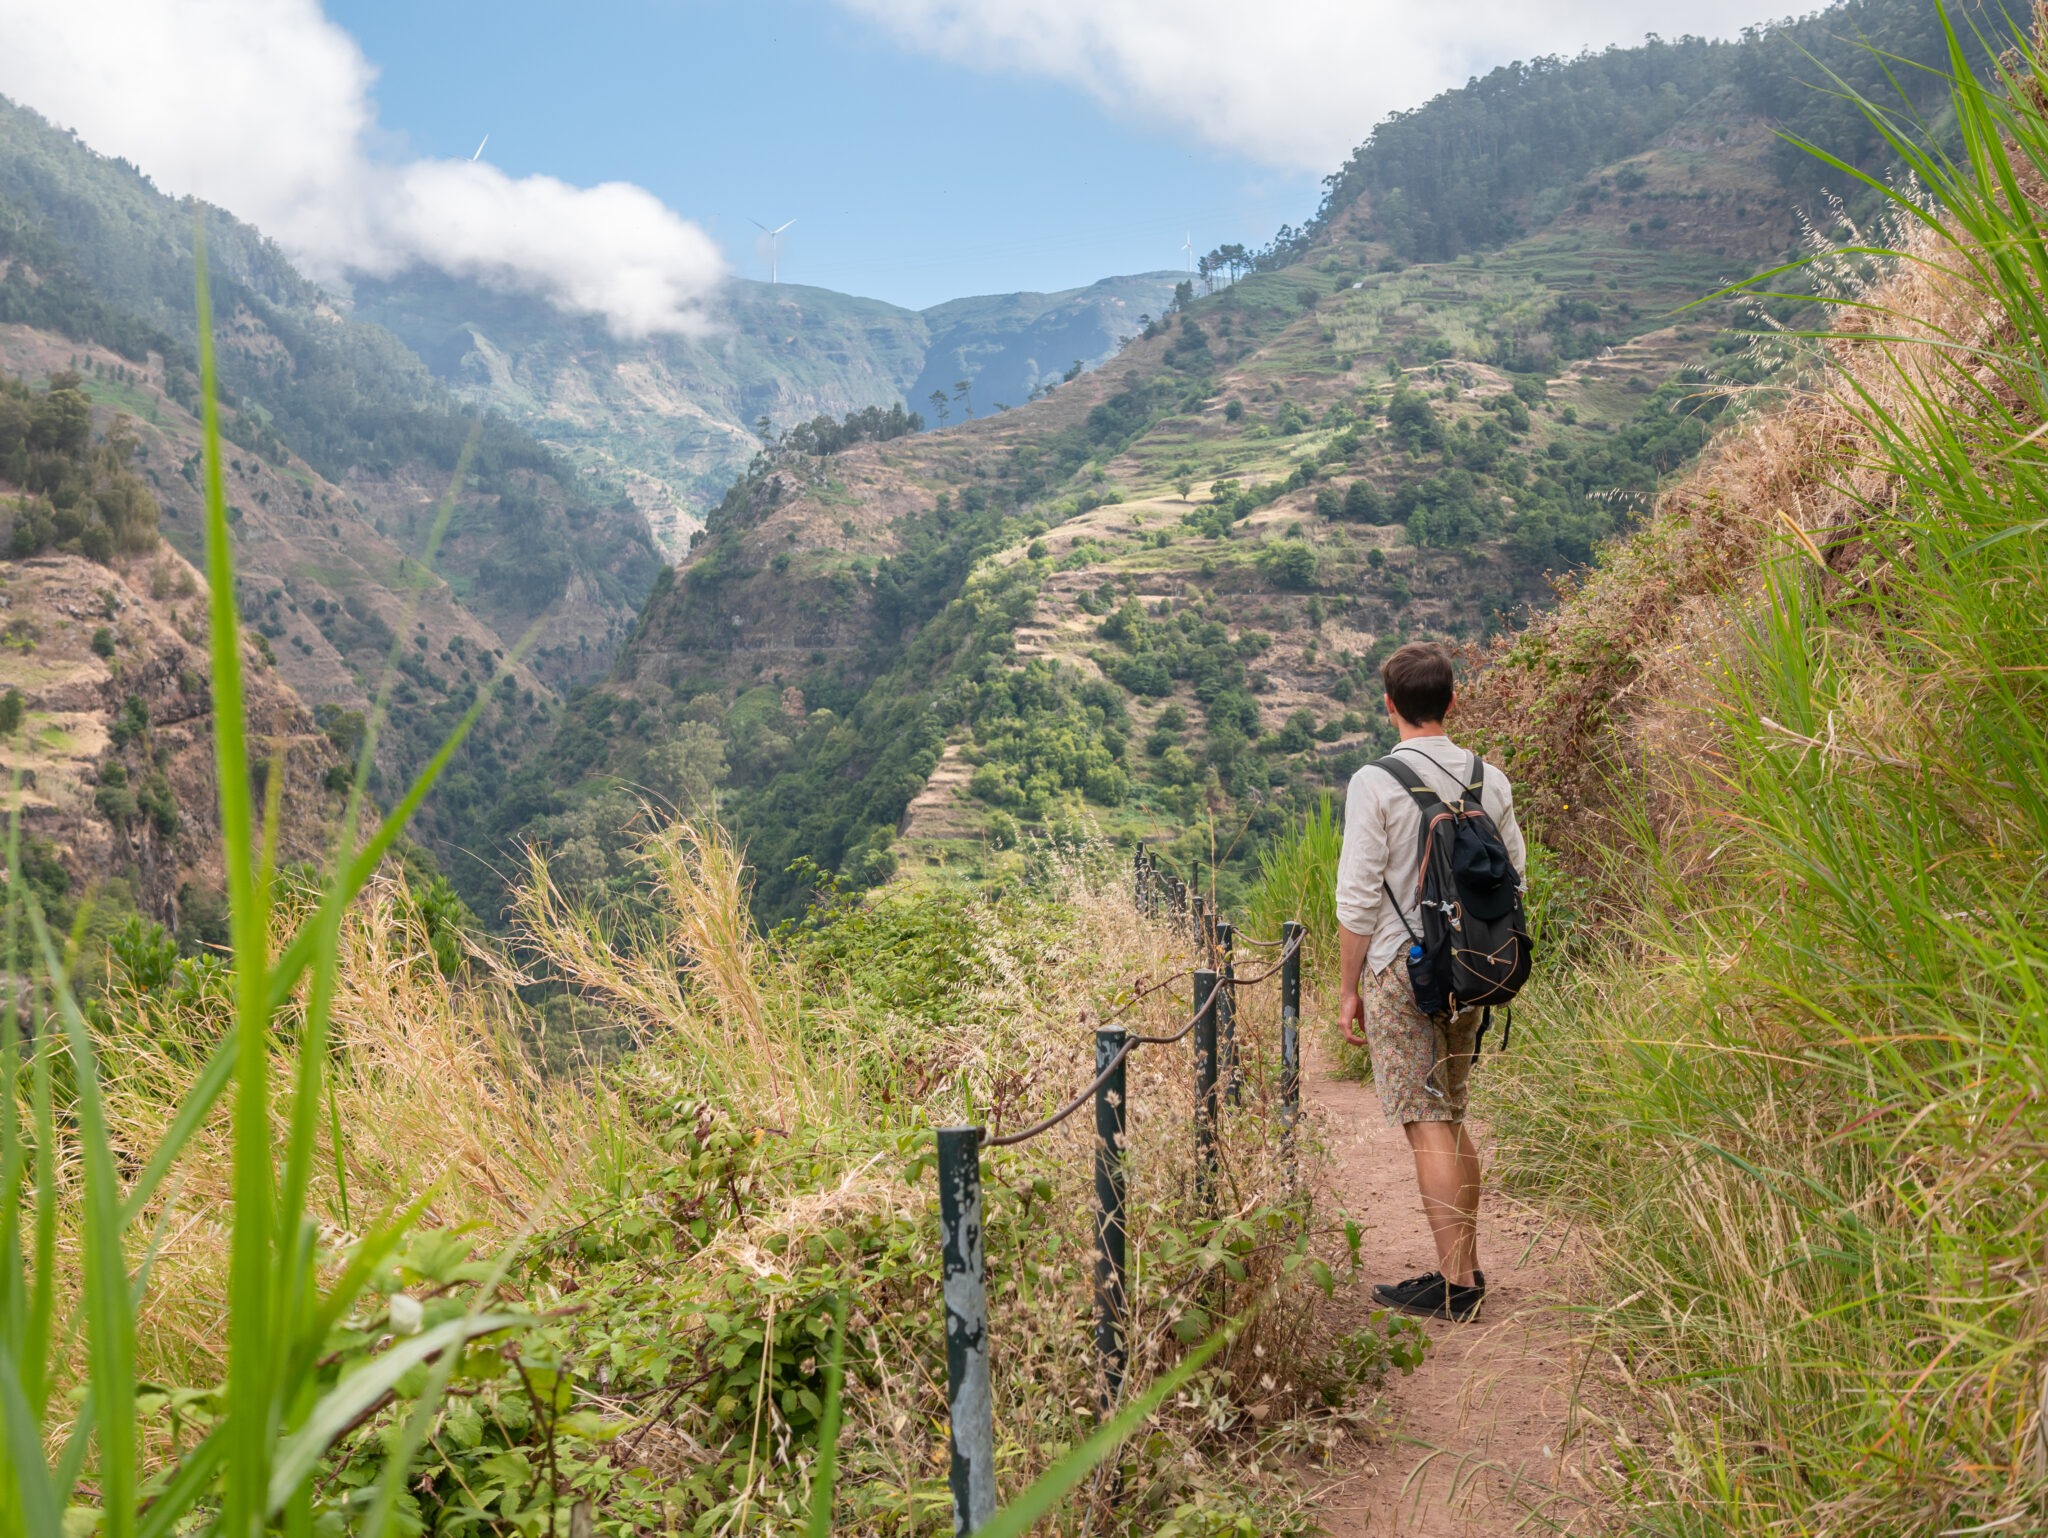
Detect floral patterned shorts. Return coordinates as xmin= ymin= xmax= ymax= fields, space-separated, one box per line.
xmin=1361 ymin=965 xmax=1481 ymax=1127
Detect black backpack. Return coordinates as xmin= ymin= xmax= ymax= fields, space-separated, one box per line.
xmin=1371 ymin=749 xmax=1534 ymax=1047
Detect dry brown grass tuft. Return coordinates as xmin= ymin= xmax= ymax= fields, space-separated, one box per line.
xmin=94 ymin=874 xmax=598 ymax=1398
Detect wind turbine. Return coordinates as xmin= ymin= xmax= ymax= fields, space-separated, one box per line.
xmin=1182 ymin=231 xmax=1194 ymax=273
xmin=471 ymin=134 xmax=489 ymax=161
xmin=750 ymin=218 xmax=796 ymax=284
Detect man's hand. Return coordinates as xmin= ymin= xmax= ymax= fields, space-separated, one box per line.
xmin=1339 ymin=988 xmax=1370 ymax=1049
xmin=1338 ymin=923 xmax=1374 ymax=1049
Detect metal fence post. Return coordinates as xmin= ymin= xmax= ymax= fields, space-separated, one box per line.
xmin=1193 ymin=969 xmax=1219 ymax=1207
xmin=1216 ymin=920 xmax=1237 ymax=1106
xmin=1280 ymin=922 xmax=1303 ymax=1159
xmin=1093 ymin=1028 xmax=1128 ymax=1410
xmin=937 ymin=1127 xmax=995 ymax=1534
xmin=1191 ymin=893 xmax=1206 ymax=952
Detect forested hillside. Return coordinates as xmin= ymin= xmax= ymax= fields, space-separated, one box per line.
xmin=0 ymin=368 xmax=344 ymax=945
xmin=4 ymin=0 xmax=2002 ymax=934
xmin=1314 ymin=0 xmax=2002 ymax=260
xmin=0 ymin=93 xmax=676 ymax=890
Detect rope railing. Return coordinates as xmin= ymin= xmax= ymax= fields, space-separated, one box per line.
xmin=934 ymin=845 xmax=1308 ymax=1531
xmin=987 ymin=929 xmax=1302 ymax=1149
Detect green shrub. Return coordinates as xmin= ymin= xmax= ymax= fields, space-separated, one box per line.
xmin=1256 ymin=541 xmax=1319 ymax=590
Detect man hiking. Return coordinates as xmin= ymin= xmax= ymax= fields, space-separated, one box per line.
xmin=1335 ymin=642 xmax=1526 ymax=1322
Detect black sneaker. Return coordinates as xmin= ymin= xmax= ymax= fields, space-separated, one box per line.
xmin=1373 ymin=1270 xmax=1487 ymax=1322
xmin=1371 ymin=1270 xmax=1445 ymax=1310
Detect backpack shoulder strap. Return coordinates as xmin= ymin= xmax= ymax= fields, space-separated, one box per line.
xmin=1369 ymin=754 xmax=1445 ymax=813
xmin=1464 ymin=752 xmax=1486 ymax=812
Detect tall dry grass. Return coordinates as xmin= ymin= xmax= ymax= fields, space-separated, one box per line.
xmin=84 ymin=878 xmax=596 ymax=1397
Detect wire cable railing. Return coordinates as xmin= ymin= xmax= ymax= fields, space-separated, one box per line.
xmin=934 ymin=845 xmax=1308 ymax=1531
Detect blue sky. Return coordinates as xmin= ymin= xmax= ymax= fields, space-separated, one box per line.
xmin=5 ymin=1 xmax=1779 ymax=335
xmin=324 ymin=0 xmax=1318 ymax=310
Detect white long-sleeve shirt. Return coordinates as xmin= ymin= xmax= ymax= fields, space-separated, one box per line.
xmin=1335 ymin=734 xmax=1527 ymax=977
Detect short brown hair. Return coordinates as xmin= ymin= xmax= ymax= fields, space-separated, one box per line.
xmin=1381 ymin=642 xmax=1455 ymax=724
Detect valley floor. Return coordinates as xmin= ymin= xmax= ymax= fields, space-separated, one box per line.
xmin=1304 ymin=1043 xmax=1605 ymax=1536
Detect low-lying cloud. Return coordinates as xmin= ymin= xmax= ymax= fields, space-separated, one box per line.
xmin=835 ymin=0 xmax=1775 ymax=172
xmin=0 ymin=0 xmax=724 ymax=336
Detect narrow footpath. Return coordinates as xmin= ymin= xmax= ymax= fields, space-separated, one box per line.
xmin=1302 ymin=1044 xmax=1609 ymax=1536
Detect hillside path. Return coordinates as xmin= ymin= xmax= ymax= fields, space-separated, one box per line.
xmin=1301 ymin=1044 xmax=1607 ymax=1536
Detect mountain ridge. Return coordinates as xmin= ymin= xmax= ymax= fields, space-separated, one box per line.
xmin=349 ymin=267 xmax=1188 ymax=554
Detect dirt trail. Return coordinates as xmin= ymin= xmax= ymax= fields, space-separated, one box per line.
xmin=1303 ymin=1042 xmax=1607 ymax=1535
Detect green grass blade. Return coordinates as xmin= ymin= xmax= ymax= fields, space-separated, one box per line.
xmin=1 ymin=776 xmax=23 ymax=1343
xmin=118 ymin=1026 xmax=238 ymax=1228
xmin=23 ymin=903 xmax=135 ymax=1538
xmin=51 ymin=1388 xmax=94 ymax=1507
xmin=188 ymin=232 xmax=255 ymax=953
xmin=1 ymin=906 xmax=23 ymax=1361
xmin=265 ymin=1314 xmax=530 ymax=1514
xmin=192 ymin=221 xmax=278 ymax=1538
xmin=327 ymin=1081 xmax=351 ymax=1233
xmin=0 ymin=1335 xmax=60 ymax=1538
xmin=259 ymin=608 xmax=544 ymax=1021
xmin=804 ymin=1293 xmax=848 ymax=1538
xmin=136 ymin=1427 xmax=229 ymax=1538
xmin=276 ymin=425 xmax=479 ymax=1315
xmin=25 ymin=975 xmax=54 ymax=1423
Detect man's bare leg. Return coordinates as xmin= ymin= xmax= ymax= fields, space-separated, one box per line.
xmin=1403 ymin=1120 xmax=1481 ymax=1287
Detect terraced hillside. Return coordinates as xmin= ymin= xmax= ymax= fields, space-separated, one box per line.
xmin=476 ymin=96 xmax=1806 ymax=922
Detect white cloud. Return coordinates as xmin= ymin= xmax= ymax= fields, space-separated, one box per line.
xmin=835 ymin=0 xmax=1776 ymax=171
xmin=0 ymin=0 xmax=724 ymax=336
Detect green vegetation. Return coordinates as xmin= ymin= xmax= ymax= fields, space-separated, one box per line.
xmin=0 ymin=91 xmax=665 ymax=853
xmin=0 ymin=214 xmax=177 ymax=365
xmin=22 ymin=6 xmax=2048 ymax=1535
xmin=0 ymin=372 xmax=158 ymax=562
